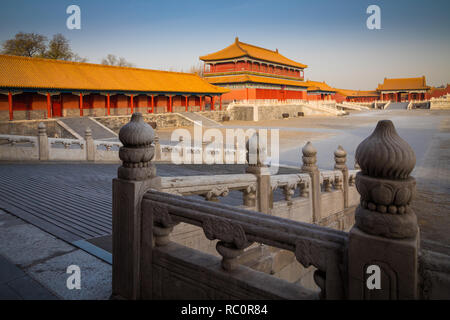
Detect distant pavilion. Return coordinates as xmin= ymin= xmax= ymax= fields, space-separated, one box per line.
xmin=0 ymin=54 xmax=228 ymax=121
xmin=376 ymin=76 xmax=430 ymax=102
xmin=200 ymin=38 xmax=309 ymax=102
xmin=303 ymin=80 xmax=336 ymax=101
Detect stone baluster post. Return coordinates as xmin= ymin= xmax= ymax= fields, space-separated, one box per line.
xmin=348 ymin=120 xmax=419 ymax=300
xmin=112 ymin=113 xmax=161 ymax=300
xmin=38 ymin=122 xmax=49 ymax=161
xmin=245 ymin=133 xmax=271 ymax=214
xmin=85 ymin=127 xmax=95 ymax=161
xmin=334 ymin=145 xmax=349 ymax=208
xmin=301 ymin=141 xmax=321 ymax=223
xmin=154 ymin=135 xmax=161 ymax=161
xmin=202 ymin=140 xmax=209 ymax=164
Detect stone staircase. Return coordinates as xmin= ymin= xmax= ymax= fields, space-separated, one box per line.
xmin=59 ymin=117 xmax=117 ymax=140
xmin=386 ymin=102 xmax=409 ymax=110
xmin=178 ymin=112 xmax=222 ymax=127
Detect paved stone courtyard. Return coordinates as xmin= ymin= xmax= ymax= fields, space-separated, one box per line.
xmin=0 ymin=109 xmax=449 ymax=298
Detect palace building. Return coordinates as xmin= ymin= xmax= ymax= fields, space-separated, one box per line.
xmin=0 ymin=54 xmax=228 ymax=121
xmin=303 ymin=80 xmax=336 ymax=101
xmin=376 ymin=76 xmax=430 ymax=102
xmin=334 ymin=89 xmax=379 ymax=103
xmin=200 ymin=38 xmax=309 ymax=102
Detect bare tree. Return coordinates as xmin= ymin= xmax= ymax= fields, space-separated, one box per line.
xmin=1 ymin=32 xmax=47 ymax=57
xmin=43 ymin=33 xmax=73 ymax=60
xmin=101 ymin=54 xmax=134 ymax=67
xmin=1 ymin=32 xmax=88 ymax=62
xmin=189 ymin=62 xmax=204 ymax=77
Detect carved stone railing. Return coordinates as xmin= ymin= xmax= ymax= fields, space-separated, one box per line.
xmin=111 ymin=113 xmax=450 ymax=300
xmin=140 ymin=189 xmax=348 ymax=299
xmin=160 ymin=174 xmax=257 ymax=206
xmin=0 ymin=134 xmax=37 ymax=146
xmin=0 ymin=134 xmax=39 ymax=161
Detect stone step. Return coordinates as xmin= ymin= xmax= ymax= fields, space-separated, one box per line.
xmin=179 ymin=112 xmax=222 ymax=127
xmin=59 ymin=117 xmax=117 ymax=140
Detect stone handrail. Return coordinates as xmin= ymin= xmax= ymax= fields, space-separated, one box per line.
xmin=94 ymin=140 xmax=121 ymax=151
xmin=320 ymin=170 xmax=343 ymax=192
xmin=142 ymin=189 xmax=348 ymax=299
xmin=0 ymin=134 xmax=37 ymax=146
xmin=160 ymin=173 xmax=257 ymax=203
xmin=270 ymin=173 xmax=311 ymax=201
xmin=48 ymin=137 xmax=85 ymax=149
xmin=111 ymin=113 xmax=450 ymax=300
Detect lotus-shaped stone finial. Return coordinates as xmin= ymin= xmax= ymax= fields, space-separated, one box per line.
xmin=355 ymin=120 xmax=415 ymax=180
xmin=119 ymin=113 xmax=154 ymax=148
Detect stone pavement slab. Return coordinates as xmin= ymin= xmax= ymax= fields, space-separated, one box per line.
xmin=0 ymin=209 xmax=111 ymax=300
xmin=0 ymin=254 xmax=58 ymax=300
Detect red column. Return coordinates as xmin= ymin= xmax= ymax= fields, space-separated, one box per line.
xmin=8 ymin=92 xmax=13 ymax=121
xmin=79 ymin=93 xmax=83 ymax=116
xmin=130 ymin=94 xmax=134 ymax=114
xmin=199 ymin=96 xmax=202 ymax=111
xmin=169 ymin=95 xmax=172 ymax=112
xmin=185 ymin=96 xmax=188 ymax=112
xmin=220 ymin=96 xmax=222 ymax=111
xmin=107 ymin=93 xmax=110 ymax=116
xmin=211 ymin=96 xmax=215 ymax=111
xmin=47 ymin=92 xmax=51 ymax=118
xmin=151 ymin=95 xmax=154 ymax=113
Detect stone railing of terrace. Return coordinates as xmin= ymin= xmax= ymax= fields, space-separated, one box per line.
xmin=228 ymin=100 xmax=346 ymax=119
xmin=430 ymin=95 xmax=450 ymax=110
xmin=112 ymin=113 xmax=450 ymax=300
xmin=0 ymin=122 xmax=121 ymax=162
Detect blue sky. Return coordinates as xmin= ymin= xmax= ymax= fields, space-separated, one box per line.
xmin=0 ymin=0 xmax=449 ymax=89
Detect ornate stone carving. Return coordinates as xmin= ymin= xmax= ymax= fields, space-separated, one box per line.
xmin=216 ymin=241 xmax=244 ymax=271
xmin=243 ymin=185 xmax=256 ymax=207
xmin=356 ymin=120 xmax=415 ymax=179
xmin=294 ymin=238 xmax=343 ymax=299
xmin=152 ymin=203 xmax=177 ymax=246
xmin=300 ymin=181 xmax=309 ymax=197
xmin=118 ymin=113 xmax=156 ymax=181
xmin=334 ymin=145 xmax=347 ymax=171
xmin=38 ymin=122 xmax=46 ymax=136
xmin=354 ymin=120 xmax=418 ymax=238
xmin=203 ymin=187 xmax=229 ymax=202
xmin=202 ymin=216 xmax=248 ymax=249
xmin=301 ymin=141 xmax=317 ymax=172
xmin=283 ymin=182 xmax=297 ymax=201
xmin=322 ymin=178 xmax=332 ymax=192
xmin=152 ymin=203 xmax=176 ymax=228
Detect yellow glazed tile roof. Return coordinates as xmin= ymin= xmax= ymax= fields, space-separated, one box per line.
xmin=0 ymin=54 xmax=229 ymax=94
xmin=302 ymin=80 xmax=336 ymax=93
xmin=335 ymin=88 xmax=379 ymax=97
xmin=205 ymin=74 xmax=309 ymax=88
xmin=376 ymin=76 xmax=430 ymax=91
xmin=200 ymin=38 xmax=307 ymax=69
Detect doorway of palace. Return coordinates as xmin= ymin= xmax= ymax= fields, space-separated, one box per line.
xmin=51 ymin=95 xmax=62 ymax=117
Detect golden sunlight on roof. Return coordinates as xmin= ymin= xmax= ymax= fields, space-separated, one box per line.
xmin=200 ymin=38 xmax=307 ymax=69
xmin=303 ymin=80 xmax=336 ymax=92
xmin=0 ymin=54 xmax=229 ymax=94
xmin=376 ymin=76 xmax=430 ymax=91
